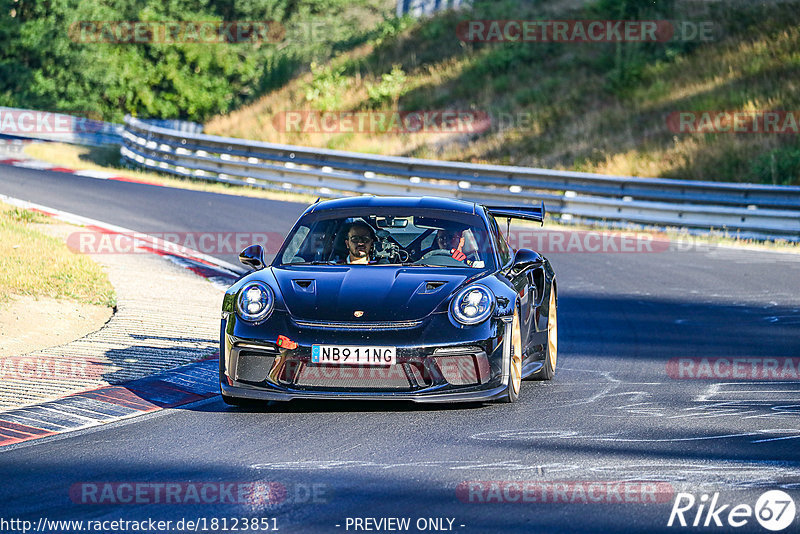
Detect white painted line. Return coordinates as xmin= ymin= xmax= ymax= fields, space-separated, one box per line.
xmin=73 ymin=169 xmax=116 ymax=179
xmin=752 ymin=435 xmax=800 ymax=443
xmin=695 ymin=382 xmax=800 ymax=403
xmin=12 ymin=160 xmax=55 ymax=170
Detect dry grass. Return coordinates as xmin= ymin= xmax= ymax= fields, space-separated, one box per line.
xmin=204 ymin=47 xmax=475 ymax=157
xmin=204 ymin=1 xmax=800 ymax=185
xmin=0 ymin=202 xmax=116 ymax=306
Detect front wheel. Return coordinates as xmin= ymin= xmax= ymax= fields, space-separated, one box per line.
xmin=501 ymin=307 xmax=523 ymax=403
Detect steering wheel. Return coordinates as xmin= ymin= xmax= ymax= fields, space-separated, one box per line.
xmin=421 ymin=249 xmax=453 ymax=260
xmin=418 ymin=248 xmax=466 ymax=267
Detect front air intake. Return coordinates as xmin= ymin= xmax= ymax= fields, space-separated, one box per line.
xmin=433 ymin=348 xmax=490 ymax=386
xmin=292 ymin=279 xmax=316 ymax=293
xmin=420 ymin=281 xmax=447 ymax=294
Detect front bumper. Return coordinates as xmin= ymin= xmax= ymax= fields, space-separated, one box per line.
xmin=220 ymin=312 xmax=513 ymax=403
xmin=220 ymin=382 xmax=510 ymax=403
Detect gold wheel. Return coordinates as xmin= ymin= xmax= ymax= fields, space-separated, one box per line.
xmin=532 ymin=286 xmax=557 ymax=381
xmin=510 ymin=308 xmax=523 ymax=396
xmin=501 ymin=307 xmax=523 ymax=402
xmin=547 ymin=288 xmax=557 ymax=373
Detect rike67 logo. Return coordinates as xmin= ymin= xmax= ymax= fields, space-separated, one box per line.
xmin=668 ymin=491 xmax=796 ymax=531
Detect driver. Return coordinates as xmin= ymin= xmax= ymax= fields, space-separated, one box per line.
xmin=436 ymin=229 xmax=468 ymax=262
xmin=343 ymin=221 xmax=376 ymax=264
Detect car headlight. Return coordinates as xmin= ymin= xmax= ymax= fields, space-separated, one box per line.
xmin=450 ymin=285 xmax=495 ymax=325
xmin=235 ymin=282 xmax=275 ymax=323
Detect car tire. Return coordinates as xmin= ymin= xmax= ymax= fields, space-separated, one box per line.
xmin=501 ymin=306 xmax=523 ymax=403
xmin=533 ymin=287 xmax=557 ymax=381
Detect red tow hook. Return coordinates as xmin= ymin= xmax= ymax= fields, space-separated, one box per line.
xmin=276 ymin=335 xmax=298 ymax=350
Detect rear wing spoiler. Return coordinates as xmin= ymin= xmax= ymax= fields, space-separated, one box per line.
xmin=485 ymin=202 xmax=546 ymax=226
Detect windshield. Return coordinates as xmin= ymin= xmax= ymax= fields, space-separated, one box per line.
xmin=277 ymin=209 xmax=496 ymax=270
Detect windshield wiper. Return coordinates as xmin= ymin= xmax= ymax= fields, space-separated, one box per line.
xmin=288 ymin=260 xmax=339 ymax=265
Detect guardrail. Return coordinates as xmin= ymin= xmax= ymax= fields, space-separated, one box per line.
xmin=0 ymin=106 xmax=124 ymax=146
xmin=397 ymin=0 xmax=471 ymax=18
xmin=0 ymin=107 xmax=202 ymax=147
xmin=121 ymin=115 xmax=800 ymax=240
xmin=9 ymin=104 xmax=792 ymax=239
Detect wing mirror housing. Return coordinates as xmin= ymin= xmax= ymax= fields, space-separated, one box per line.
xmin=509 ymin=248 xmax=544 ymax=275
xmin=239 ymin=244 xmax=266 ymax=271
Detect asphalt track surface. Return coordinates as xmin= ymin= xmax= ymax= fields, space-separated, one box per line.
xmin=1 ymin=164 xmax=800 ymax=533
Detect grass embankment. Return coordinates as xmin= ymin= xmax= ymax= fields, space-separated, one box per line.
xmin=206 ymin=0 xmax=800 ymax=185
xmin=0 ymin=202 xmax=115 ymax=306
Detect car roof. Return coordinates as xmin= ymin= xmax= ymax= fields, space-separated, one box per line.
xmin=307 ymin=196 xmax=478 ymax=214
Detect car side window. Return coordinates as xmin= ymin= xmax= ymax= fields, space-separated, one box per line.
xmin=489 ymin=216 xmax=512 ymax=267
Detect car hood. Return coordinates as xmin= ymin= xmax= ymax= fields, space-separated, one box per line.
xmin=271 ymin=266 xmax=478 ymax=322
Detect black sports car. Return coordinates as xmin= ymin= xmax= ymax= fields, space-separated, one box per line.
xmin=219 ymin=196 xmax=557 ymax=404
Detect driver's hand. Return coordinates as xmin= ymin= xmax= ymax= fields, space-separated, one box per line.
xmin=450 ymin=248 xmax=467 ymax=262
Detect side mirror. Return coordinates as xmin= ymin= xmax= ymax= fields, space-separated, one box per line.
xmin=510 ymin=248 xmax=544 ymax=274
xmin=239 ymin=244 xmax=266 ymax=271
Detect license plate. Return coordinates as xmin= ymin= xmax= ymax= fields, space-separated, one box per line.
xmin=311 ymin=345 xmax=396 ymax=365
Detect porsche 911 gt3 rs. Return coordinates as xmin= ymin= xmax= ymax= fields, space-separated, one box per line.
xmin=220 ymin=196 xmax=557 ymax=404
